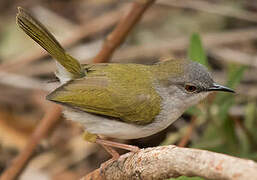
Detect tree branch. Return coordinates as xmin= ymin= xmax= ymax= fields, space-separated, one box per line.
xmin=177 ymin=117 xmax=197 ymax=147
xmin=157 ymin=0 xmax=257 ymax=23
xmin=112 ymin=27 xmax=257 ymax=62
xmin=82 ymin=145 xmax=257 ymax=180
xmin=0 ymin=104 xmax=62 ymax=180
xmin=0 ymin=5 xmax=125 ymax=72
xmin=93 ymin=0 xmax=156 ymax=63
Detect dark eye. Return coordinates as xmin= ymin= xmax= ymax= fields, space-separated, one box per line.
xmin=185 ymin=84 xmax=197 ymax=93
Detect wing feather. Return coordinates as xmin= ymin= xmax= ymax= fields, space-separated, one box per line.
xmin=47 ymin=64 xmax=161 ymax=125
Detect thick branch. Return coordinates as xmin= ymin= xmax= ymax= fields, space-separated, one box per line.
xmin=83 ymin=145 xmax=257 ymax=180
xmin=93 ymin=0 xmax=156 ymax=63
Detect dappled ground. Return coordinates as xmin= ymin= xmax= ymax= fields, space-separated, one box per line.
xmin=0 ymin=0 xmax=256 ymax=179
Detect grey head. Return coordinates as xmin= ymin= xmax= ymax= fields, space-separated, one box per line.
xmin=155 ymin=59 xmax=234 ymax=110
xmin=183 ymin=61 xmax=234 ymax=93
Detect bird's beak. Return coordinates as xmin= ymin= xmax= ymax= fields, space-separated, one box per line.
xmin=208 ymin=83 xmax=235 ymax=93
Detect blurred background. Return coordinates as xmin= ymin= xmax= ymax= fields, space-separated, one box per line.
xmin=0 ymin=0 xmax=256 ymax=179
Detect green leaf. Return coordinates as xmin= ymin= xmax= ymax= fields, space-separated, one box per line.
xmin=161 ymin=132 xmax=181 ymax=146
xmin=214 ymin=65 xmax=246 ymax=154
xmin=226 ymin=64 xmax=246 ymax=89
xmin=193 ymin=64 xmax=246 ymax=155
xmin=215 ymin=64 xmax=246 ymax=105
xmin=188 ymin=33 xmax=208 ymax=67
xmin=245 ymin=101 xmax=257 ymax=136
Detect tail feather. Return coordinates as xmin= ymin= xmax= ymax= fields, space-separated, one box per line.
xmin=16 ymin=7 xmax=85 ymax=79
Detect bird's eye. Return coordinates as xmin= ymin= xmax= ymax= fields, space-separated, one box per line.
xmin=184 ymin=84 xmax=197 ymax=93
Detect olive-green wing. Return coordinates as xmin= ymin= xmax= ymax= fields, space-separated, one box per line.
xmin=47 ymin=64 xmax=161 ymax=125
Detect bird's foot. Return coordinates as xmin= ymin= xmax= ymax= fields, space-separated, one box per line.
xmin=99 ymin=145 xmax=119 ymax=172
xmin=82 ymin=131 xmax=140 ymax=177
xmin=82 ymin=131 xmax=140 ymax=152
xmin=95 ymin=138 xmax=140 ymax=152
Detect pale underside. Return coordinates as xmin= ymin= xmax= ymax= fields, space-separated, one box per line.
xmin=62 ymin=84 xmax=209 ymax=139
xmin=48 ymin=63 xmax=209 ymax=139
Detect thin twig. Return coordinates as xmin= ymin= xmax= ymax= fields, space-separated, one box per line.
xmin=93 ymin=0 xmax=156 ymax=63
xmin=0 ymin=72 xmax=54 ymax=91
xmin=233 ymin=117 xmax=257 ymax=149
xmin=0 ymin=104 xmax=62 ymax=180
xmin=178 ymin=117 xmax=197 ymax=147
xmin=158 ymin=0 xmax=257 ymax=23
xmin=82 ymin=145 xmax=257 ymax=180
xmin=209 ymin=48 xmax=257 ymax=68
xmin=112 ymin=27 xmax=257 ymax=61
xmin=0 ymin=5 xmax=126 ymax=72
xmin=0 ymin=111 xmax=30 ymax=150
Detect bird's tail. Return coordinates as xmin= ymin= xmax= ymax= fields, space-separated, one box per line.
xmin=16 ymin=7 xmax=85 ymax=80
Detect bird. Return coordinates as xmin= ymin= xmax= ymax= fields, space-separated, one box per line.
xmin=16 ymin=7 xmax=234 ymax=157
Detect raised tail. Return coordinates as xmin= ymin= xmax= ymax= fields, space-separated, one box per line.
xmin=16 ymin=7 xmax=85 ymax=80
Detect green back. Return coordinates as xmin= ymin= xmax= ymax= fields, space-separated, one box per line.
xmin=47 ymin=63 xmax=162 ymax=125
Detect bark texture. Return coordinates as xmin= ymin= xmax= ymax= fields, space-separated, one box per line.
xmin=83 ymin=145 xmax=257 ymax=180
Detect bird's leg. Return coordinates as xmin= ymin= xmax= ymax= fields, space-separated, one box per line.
xmin=83 ymin=131 xmax=140 ymax=174
xmin=95 ymin=138 xmax=140 ymax=152
xmin=83 ymin=131 xmax=119 ymax=174
xmin=98 ymin=144 xmax=119 ymax=174
xmin=82 ymin=131 xmax=140 ymax=153
xmin=83 ymin=131 xmax=119 ymax=158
